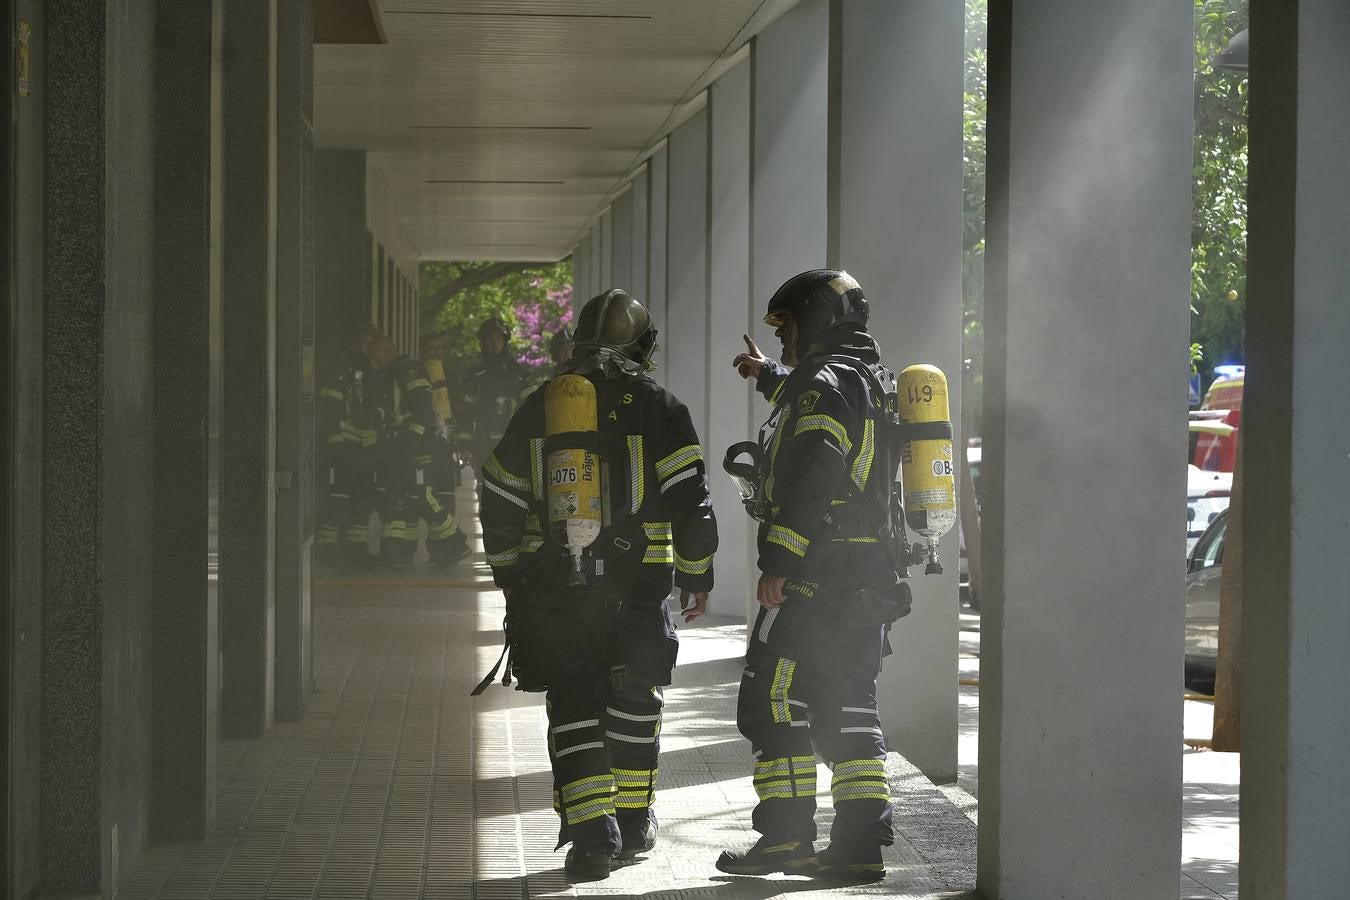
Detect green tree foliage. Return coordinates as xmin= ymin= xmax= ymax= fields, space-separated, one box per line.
xmin=962 ymin=0 xmax=988 ymax=439
xmin=1191 ymin=0 xmax=1248 ymax=383
xmin=419 ymin=259 xmax=574 ymax=372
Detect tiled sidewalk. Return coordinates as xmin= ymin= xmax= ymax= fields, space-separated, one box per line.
xmin=118 ymin=515 xmax=974 ymax=899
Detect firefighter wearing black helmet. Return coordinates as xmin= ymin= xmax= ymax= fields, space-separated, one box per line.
xmin=717 ymin=269 xmax=902 ymax=883
xmin=477 ymin=290 xmax=719 ymax=882
xmin=456 ymin=316 xmax=531 ymax=472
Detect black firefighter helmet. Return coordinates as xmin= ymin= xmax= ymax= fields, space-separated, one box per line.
xmin=477 ymin=316 xmax=511 ymax=347
xmin=573 ymin=289 xmax=657 ymax=367
xmin=765 ymin=269 xmax=869 ymax=358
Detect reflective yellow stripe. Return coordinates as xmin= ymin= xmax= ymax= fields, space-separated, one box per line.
xmin=566 ymin=795 xmax=617 ymax=824
xmin=627 ymin=435 xmax=645 ymax=513
xmin=850 ymin=418 xmax=875 ymax=490
xmin=833 ymin=759 xmax=886 ymax=779
xmin=655 ymin=444 xmax=703 ymax=481
xmin=406 ymin=377 xmax=431 ymax=391
xmin=485 ymin=453 xmax=531 ymax=494
xmin=529 ymin=439 xmax=545 ymax=500
xmin=643 ymin=521 xmax=673 ymax=541
xmin=320 ymin=387 xmax=346 ymax=402
xmin=409 ymin=422 xmax=426 ymax=435
xmin=769 ymin=659 xmax=797 ymax=723
xmin=794 ymin=413 xmax=852 ymax=452
xmin=486 ymin=548 xmax=519 ymax=567
xmin=767 ymin=524 xmax=810 ymax=557
xmin=560 ymin=774 xmax=615 ymax=804
xmin=643 ymin=544 xmax=674 ymax=565
xmin=675 ymin=552 xmax=712 ymax=575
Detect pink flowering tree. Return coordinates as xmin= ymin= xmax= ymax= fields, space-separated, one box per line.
xmin=515 ymin=282 xmax=574 ymax=369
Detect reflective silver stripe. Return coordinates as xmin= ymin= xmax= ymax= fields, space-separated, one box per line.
xmin=551 ymin=719 xmax=600 ymax=734
xmin=483 ymin=478 xmax=529 ymax=511
xmin=606 ymin=707 xmax=661 ymax=722
xmin=555 ymin=741 xmax=605 ymax=757
xmin=655 ymin=443 xmax=702 ymax=480
xmin=605 ymin=731 xmax=658 ymax=744
xmin=659 ymin=467 xmax=699 ymax=493
xmin=485 ymin=453 xmax=531 ymax=493
xmin=840 ymin=726 xmax=884 ymax=734
xmin=787 ymin=699 xmax=809 ymax=708
xmin=842 ymin=706 xmax=877 ymax=715
xmin=757 ymin=607 xmax=779 ymax=643
xmin=486 ymin=548 xmax=519 ymax=567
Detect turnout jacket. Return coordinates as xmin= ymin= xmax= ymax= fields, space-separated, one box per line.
xmin=374 ymin=355 xmax=436 ymax=439
xmin=752 ymin=324 xmax=895 ymax=585
xmin=455 ymin=352 xmax=531 ymax=449
xmin=318 ymin=348 xmax=377 ymax=451
xmin=480 ymin=364 xmax=719 ymax=597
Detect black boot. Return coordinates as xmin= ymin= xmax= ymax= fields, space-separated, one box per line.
xmin=614 ymin=813 xmax=658 ymax=860
xmin=715 ymin=836 xmax=815 ymax=875
xmin=800 ymin=842 xmax=885 ymax=883
xmin=564 ymin=844 xmax=612 ymax=882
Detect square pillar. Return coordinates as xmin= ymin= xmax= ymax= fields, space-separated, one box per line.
xmin=647 ymin=146 xmax=670 ymax=378
xmin=574 ymin=233 xmax=591 ymax=310
xmin=273 ymin=0 xmax=314 ymax=723
xmin=664 ymin=108 xmax=710 ymax=444
xmin=978 ymin=1 xmax=1193 ymax=895
xmin=612 ymin=187 xmax=634 ymax=292
xmin=220 ymin=0 xmax=279 ymax=739
xmin=707 ymin=60 xmax=754 ymax=624
xmin=589 ymin=221 xmax=602 ymax=294
xmin=631 ymin=165 xmax=650 ymax=312
xmin=1242 ymin=2 xmax=1350 ymax=896
xmin=149 ymin=0 xmax=223 ymax=840
xmin=836 ymin=0 xmax=963 ymax=782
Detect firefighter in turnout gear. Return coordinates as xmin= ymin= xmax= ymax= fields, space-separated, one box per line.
xmin=717 ymin=270 xmax=905 ymax=883
xmin=456 ymin=316 xmax=531 ymax=472
xmin=316 ymin=322 xmax=380 ymax=566
xmin=370 ymin=335 xmax=470 ymax=566
xmin=477 ymin=290 xmax=718 ymax=882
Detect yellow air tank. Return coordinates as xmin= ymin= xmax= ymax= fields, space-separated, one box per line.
xmin=896 ymin=364 xmax=956 ymax=574
xmin=544 ymin=374 xmax=604 ymax=583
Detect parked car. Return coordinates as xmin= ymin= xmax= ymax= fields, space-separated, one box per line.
xmin=1187 ymin=464 xmax=1231 ymax=558
xmin=1184 ymin=507 xmax=1229 ymax=693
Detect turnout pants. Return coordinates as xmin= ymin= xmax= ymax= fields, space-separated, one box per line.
xmin=377 ymin=430 xmax=464 ymax=563
xmin=318 ymin=440 xmax=378 ymax=565
xmin=737 ymin=580 xmax=894 ymax=848
xmin=524 ymin=590 xmax=675 ymax=853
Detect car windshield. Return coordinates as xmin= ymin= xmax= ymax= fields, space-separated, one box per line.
xmin=1192 ymin=512 xmax=1228 ymax=569
xmin=1187 ymin=495 xmax=1229 ymax=538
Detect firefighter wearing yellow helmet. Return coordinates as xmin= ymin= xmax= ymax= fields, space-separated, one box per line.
xmin=476 ymin=289 xmax=719 ymax=882
xmin=720 ymin=268 xmax=946 ymax=884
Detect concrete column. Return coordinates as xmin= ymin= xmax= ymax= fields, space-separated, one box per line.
xmin=977 ymin=1 xmax=1192 ymax=896
xmin=315 ymin=150 xmax=368 ymax=361
xmin=574 ymin=233 xmax=591 ymax=309
xmin=665 ymin=108 xmax=710 ymax=444
xmin=631 ymin=165 xmax=650 ymax=309
xmin=612 ymin=188 xmax=634 ymax=293
xmin=836 ymin=0 xmax=963 ymax=781
xmin=647 ymin=147 xmax=670 ymax=378
xmin=589 ymin=221 xmax=602 ymax=296
xmin=220 ymin=0 xmax=278 ymax=739
xmin=750 ymin=0 xmax=830 ymax=322
xmin=707 ymin=61 xmax=753 ymax=624
xmin=149 ymin=0 xmax=223 ymax=840
xmin=273 ymin=0 xmax=314 ymax=723
xmin=1242 ymin=3 xmax=1350 ymax=897
xmin=599 ymin=209 xmax=614 ymax=289
xmin=42 ymin=0 xmax=157 ymax=891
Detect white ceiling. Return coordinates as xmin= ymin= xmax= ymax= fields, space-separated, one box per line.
xmin=314 ymin=0 xmax=780 ymax=262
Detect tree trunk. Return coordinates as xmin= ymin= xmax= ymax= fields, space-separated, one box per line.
xmin=1211 ymin=431 xmax=1243 ymax=750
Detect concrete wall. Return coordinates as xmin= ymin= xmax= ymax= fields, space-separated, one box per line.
xmin=315 ymin=150 xmax=369 ymax=361
xmin=1242 ymin=2 xmax=1350 ymax=896
xmin=611 ymin=187 xmax=633 ymax=293
xmin=837 ymin=0 xmax=963 ymax=782
xmin=706 ymin=62 xmax=754 ymax=623
xmin=977 ymin=0 xmax=1193 ymax=895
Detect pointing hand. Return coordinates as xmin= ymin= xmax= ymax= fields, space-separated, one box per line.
xmin=733 ymin=334 xmax=769 ymax=380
